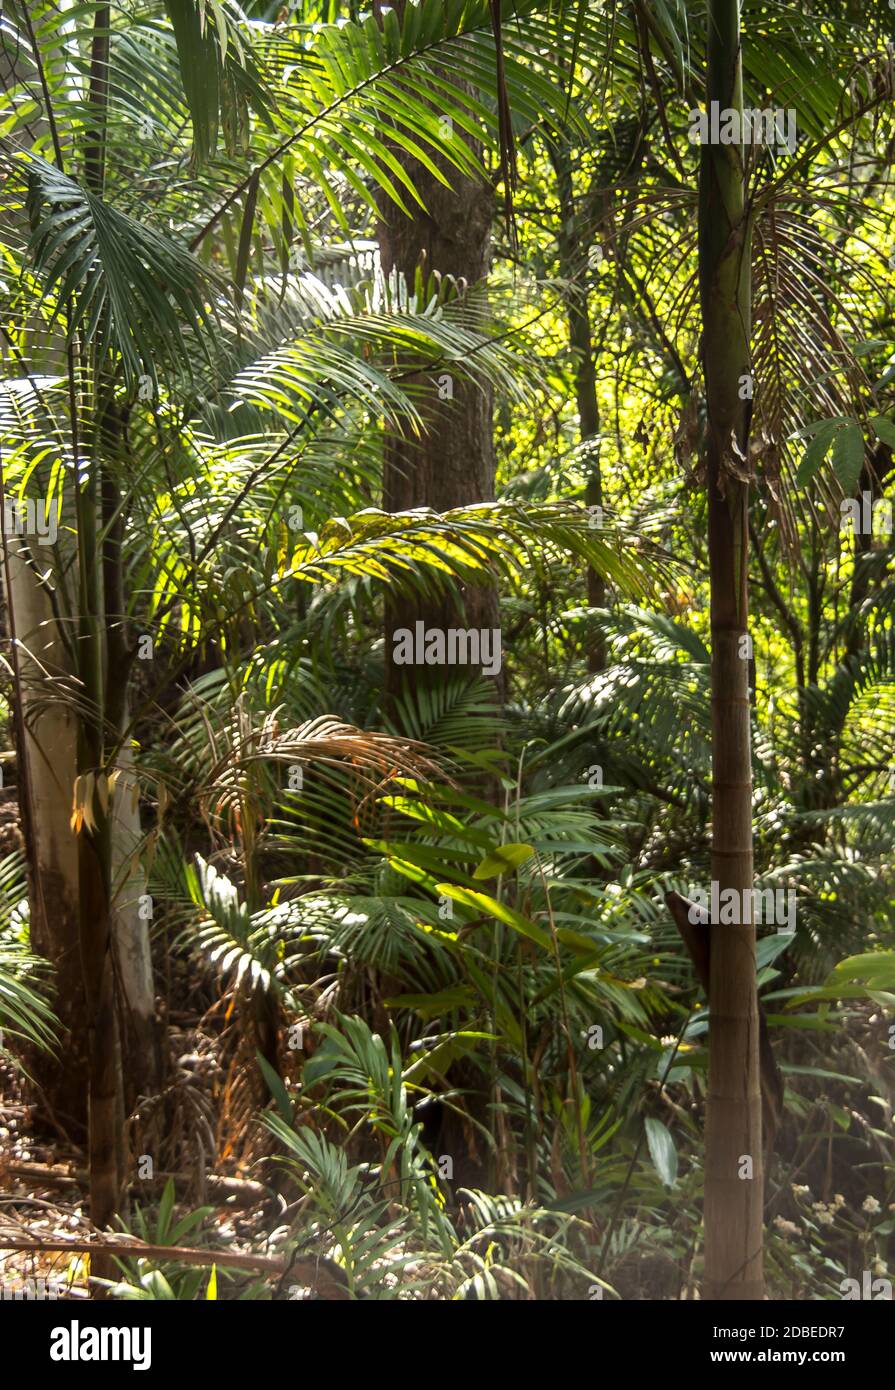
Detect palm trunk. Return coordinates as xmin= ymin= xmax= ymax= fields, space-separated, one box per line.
xmin=109 ymin=729 xmax=161 ymax=1108
xmin=77 ymin=10 xmax=127 ymax=1271
xmin=75 ymin=427 xmax=123 ymax=1268
xmin=547 ymin=137 xmax=606 ymax=672
xmin=102 ymin=450 xmax=161 ymax=1108
xmin=0 ymin=29 xmax=88 ymax=1135
xmin=3 ymin=479 xmax=158 ymax=1133
xmin=699 ymin=0 xmax=763 ymax=1300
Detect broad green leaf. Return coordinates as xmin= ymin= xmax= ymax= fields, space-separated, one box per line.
xmin=644 ymin=1117 xmax=677 ymax=1188
xmin=870 ymin=414 xmax=895 ymax=449
xmin=830 ymin=419 xmax=865 ymax=493
xmin=796 ymin=418 xmax=844 ymax=486
xmin=256 ymin=1050 xmax=293 ymax=1122
xmin=382 ymin=986 xmax=476 ymax=1018
xmin=472 ymin=842 xmax=536 ymax=879
xmin=756 ymin=934 xmax=793 ymax=969
xmin=435 ymin=883 xmax=553 ymax=949
xmin=402 ymin=1030 xmax=497 ymax=1083
xmin=829 ymin=951 xmax=895 ymax=988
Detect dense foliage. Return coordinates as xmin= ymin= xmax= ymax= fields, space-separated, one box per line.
xmin=0 ymin=0 xmax=894 ymax=1303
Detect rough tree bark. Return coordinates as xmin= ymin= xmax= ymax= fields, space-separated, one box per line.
xmin=2 ymin=526 xmax=88 ymax=1130
xmin=699 ymin=0 xmax=763 ymax=1299
xmin=375 ymin=9 xmax=498 ymax=705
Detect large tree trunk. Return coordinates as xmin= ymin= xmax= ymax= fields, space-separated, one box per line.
xmin=376 ymin=42 xmax=498 ymax=705
xmin=699 ymin=0 xmax=763 ymax=1300
xmin=2 ymin=528 xmax=88 ymax=1132
xmin=3 ymin=489 xmax=159 ymax=1135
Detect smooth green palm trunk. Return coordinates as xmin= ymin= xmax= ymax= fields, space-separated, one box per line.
xmin=699 ymin=0 xmax=764 ymax=1300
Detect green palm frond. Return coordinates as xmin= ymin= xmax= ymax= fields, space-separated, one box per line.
xmin=283 ymin=501 xmax=658 ymax=598
xmin=0 ymin=853 xmax=58 ymax=1058
xmin=8 ymin=151 xmax=222 ymax=384
xmin=226 ymin=269 xmax=526 ymax=430
xmin=192 ymin=0 xmax=596 ymax=250
xmin=387 ymin=673 xmax=506 ymax=753
xmin=185 ymin=854 xmax=313 ymax=1004
xmin=162 ymin=0 xmax=272 ymax=166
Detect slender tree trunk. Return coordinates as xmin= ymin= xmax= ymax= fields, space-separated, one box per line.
xmin=109 ymin=730 xmax=161 ymax=1109
xmin=102 ymin=446 xmax=161 ymax=1110
xmin=76 ymin=9 xmax=128 ymax=1272
xmin=547 ymin=137 xmax=606 ymax=672
xmin=699 ymin=0 xmax=763 ymax=1300
xmin=0 ymin=27 xmax=89 ymax=1135
xmin=74 ymin=401 xmax=123 ymax=1265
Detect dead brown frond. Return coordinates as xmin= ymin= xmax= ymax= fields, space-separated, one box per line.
xmin=197 ymin=702 xmax=444 ymax=842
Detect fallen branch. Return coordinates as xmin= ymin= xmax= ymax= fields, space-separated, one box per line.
xmin=2 ymin=1162 xmax=266 ymax=1207
xmin=0 ymin=1235 xmax=351 ymax=1297
xmin=0 ymin=1234 xmax=282 ymax=1273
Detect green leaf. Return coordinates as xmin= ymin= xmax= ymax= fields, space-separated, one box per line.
xmin=19 ymin=153 xmax=220 ymax=384
xmin=870 ymin=414 xmax=895 ymax=449
xmin=435 ymin=883 xmax=554 ymax=949
xmin=781 ymin=1064 xmax=866 ymax=1085
xmin=301 ymin=1043 xmax=341 ymax=1088
xmin=164 ymin=0 xmax=220 ymax=164
xmin=796 ymin=418 xmax=844 ymax=486
xmin=830 ymin=419 xmax=865 ymax=493
xmin=644 ymin=1117 xmax=677 ymax=1189
xmin=402 ymin=1030 xmax=497 ymax=1083
xmin=235 ymin=171 xmax=259 ymax=309
xmin=829 ymin=951 xmax=895 ymax=989
xmin=756 ymin=934 xmax=792 ymax=970
xmin=256 ymin=1050 xmax=293 ymax=1122
xmin=472 ymin=842 xmax=536 ymax=879
xmin=382 ymin=986 xmax=476 ymax=1018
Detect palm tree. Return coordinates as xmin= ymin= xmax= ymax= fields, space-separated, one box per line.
xmin=698 ymin=0 xmax=763 ymax=1300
